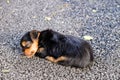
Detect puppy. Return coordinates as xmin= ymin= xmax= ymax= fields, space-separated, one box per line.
xmin=20 ymin=29 xmax=94 ymax=68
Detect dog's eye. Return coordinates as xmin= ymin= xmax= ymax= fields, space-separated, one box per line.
xmin=25 ymin=41 xmax=32 ymax=48
xmin=26 ymin=44 xmax=31 ymax=48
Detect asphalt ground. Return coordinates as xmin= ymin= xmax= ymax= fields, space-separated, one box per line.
xmin=0 ymin=0 xmax=120 ymax=80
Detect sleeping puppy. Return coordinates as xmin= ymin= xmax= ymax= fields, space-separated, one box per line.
xmin=20 ymin=29 xmax=94 ymax=68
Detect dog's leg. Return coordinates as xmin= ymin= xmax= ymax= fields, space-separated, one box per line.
xmin=45 ymin=56 xmax=67 ymax=63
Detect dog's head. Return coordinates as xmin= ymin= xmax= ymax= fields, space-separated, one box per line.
xmin=20 ymin=30 xmax=40 ymax=58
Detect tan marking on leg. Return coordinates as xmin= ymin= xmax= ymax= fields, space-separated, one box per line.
xmin=45 ymin=56 xmax=67 ymax=63
xmin=45 ymin=56 xmax=56 ymax=63
xmin=55 ymin=56 xmax=67 ymax=63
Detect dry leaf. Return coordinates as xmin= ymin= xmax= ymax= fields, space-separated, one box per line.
xmin=45 ymin=17 xmax=51 ymax=21
xmin=0 ymin=7 xmax=2 ymax=9
xmin=7 ymin=0 xmax=10 ymax=4
xmin=2 ymin=69 xmax=10 ymax=73
xmin=83 ymin=35 xmax=93 ymax=40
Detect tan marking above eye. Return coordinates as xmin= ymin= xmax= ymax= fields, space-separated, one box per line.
xmin=22 ymin=41 xmax=27 ymax=47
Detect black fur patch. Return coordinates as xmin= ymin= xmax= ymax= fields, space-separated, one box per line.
xmin=37 ymin=29 xmax=94 ymax=68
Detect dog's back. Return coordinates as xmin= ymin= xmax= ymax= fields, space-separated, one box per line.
xmin=39 ymin=29 xmax=94 ymax=68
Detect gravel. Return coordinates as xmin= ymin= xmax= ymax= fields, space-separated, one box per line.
xmin=0 ymin=0 xmax=120 ymax=80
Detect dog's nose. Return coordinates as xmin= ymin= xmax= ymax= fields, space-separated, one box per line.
xmin=23 ymin=51 xmax=34 ymax=56
xmin=31 ymin=51 xmax=35 ymax=54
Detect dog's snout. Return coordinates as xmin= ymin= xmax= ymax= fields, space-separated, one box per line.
xmin=31 ymin=51 xmax=35 ymax=54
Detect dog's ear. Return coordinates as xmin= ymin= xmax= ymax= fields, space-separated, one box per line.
xmin=30 ymin=30 xmax=40 ymax=41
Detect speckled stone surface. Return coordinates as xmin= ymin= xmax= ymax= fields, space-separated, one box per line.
xmin=0 ymin=0 xmax=120 ymax=80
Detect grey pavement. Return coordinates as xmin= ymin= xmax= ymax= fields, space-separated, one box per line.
xmin=0 ymin=0 xmax=120 ymax=80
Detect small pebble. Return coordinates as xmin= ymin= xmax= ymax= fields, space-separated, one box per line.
xmin=92 ymin=9 xmax=97 ymax=13
xmin=32 ymin=16 xmax=37 ymax=19
xmin=117 ymin=5 xmax=120 ymax=8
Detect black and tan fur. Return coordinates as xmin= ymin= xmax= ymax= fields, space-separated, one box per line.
xmin=20 ymin=29 xmax=94 ymax=68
